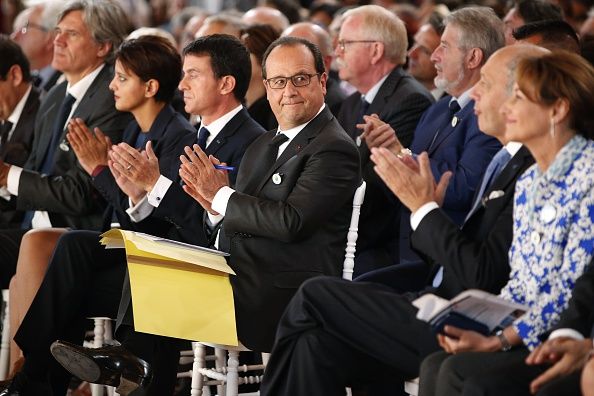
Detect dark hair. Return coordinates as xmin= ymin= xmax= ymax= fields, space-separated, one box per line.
xmin=0 ymin=34 xmax=31 ymax=82
xmin=262 ymin=0 xmax=302 ymax=24
xmin=516 ymin=50 xmax=594 ymax=138
xmin=427 ymin=10 xmax=446 ymax=36
xmin=115 ymin=36 xmax=181 ymax=103
xmin=512 ymin=19 xmax=580 ymax=52
xmin=240 ymin=24 xmax=280 ymax=65
xmin=581 ymin=35 xmax=594 ymax=68
xmin=182 ymin=34 xmax=251 ymax=102
xmin=261 ymin=36 xmax=325 ymax=79
xmin=514 ymin=0 xmax=563 ymax=22
xmin=309 ymin=2 xmax=341 ymax=20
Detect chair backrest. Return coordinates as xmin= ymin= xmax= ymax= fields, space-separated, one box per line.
xmin=342 ymin=181 xmax=366 ymax=281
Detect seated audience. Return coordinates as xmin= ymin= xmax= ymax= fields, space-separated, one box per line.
xmin=2 ymin=34 xmax=196 ymax=395
xmin=418 ymin=50 xmax=594 ymax=396
xmin=49 ymin=35 xmax=360 ymax=395
xmin=0 ymin=36 xmax=40 ymax=228
xmin=0 ymin=0 xmax=131 ymax=289
xmin=256 ymin=43 xmax=545 ymax=396
xmin=242 ymin=6 xmax=290 ymax=33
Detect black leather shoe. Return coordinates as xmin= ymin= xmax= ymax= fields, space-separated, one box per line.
xmin=0 ymin=372 xmax=51 ymax=395
xmin=50 ymin=340 xmax=152 ymax=395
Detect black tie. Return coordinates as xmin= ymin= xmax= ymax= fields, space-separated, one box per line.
xmin=197 ymin=126 xmax=210 ymax=150
xmin=356 ymin=97 xmax=370 ymax=127
xmin=449 ymin=99 xmax=461 ymax=114
xmin=39 ymin=93 xmax=76 ymax=174
xmin=0 ymin=121 xmax=13 ymax=147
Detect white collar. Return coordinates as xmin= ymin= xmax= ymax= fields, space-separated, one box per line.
xmin=276 ymin=103 xmax=325 ymax=141
xmin=451 ymin=88 xmax=473 ymax=110
xmin=7 ymin=85 xmax=32 ymax=126
xmin=66 ymin=64 xmax=105 ymax=102
xmin=361 ymin=72 xmax=390 ymax=105
xmin=505 ymin=141 xmax=523 ymax=156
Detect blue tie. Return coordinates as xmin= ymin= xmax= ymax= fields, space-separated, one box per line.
xmin=197 ymin=126 xmax=210 ymax=150
xmin=464 ymin=147 xmax=512 ymax=223
xmin=432 ymin=147 xmax=512 ymax=287
xmin=356 ymin=96 xmax=370 ymax=126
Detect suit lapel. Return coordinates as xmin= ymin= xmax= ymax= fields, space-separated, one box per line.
xmin=253 ymin=108 xmax=332 ymax=194
xmin=205 ymin=108 xmax=249 ymax=157
xmin=35 ymin=83 xmax=66 ymax=170
xmin=486 ymin=146 xmax=532 ymax=195
xmin=72 ymin=65 xmax=111 ymax=122
xmin=428 ymin=100 xmax=475 ymax=155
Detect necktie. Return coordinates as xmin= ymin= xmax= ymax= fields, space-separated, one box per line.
xmin=432 ymin=147 xmax=512 ymax=287
xmin=449 ymin=99 xmax=461 ymax=114
xmin=39 ymin=93 xmax=76 ymax=175
xmin=249 ymin=132 xmax=288 ymax=190
xmin=356 ymin=96 xmax=370 ymax=127
xmin=197 ymin=127 xmax=210 ymax=150
xmin=0 ymin=121 xmax=13 ymax=147
xmin=464 ymin=147 xmax=512 ymax=223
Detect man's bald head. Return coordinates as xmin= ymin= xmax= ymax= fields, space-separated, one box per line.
xmin=282 ymin=22 xmax=333 ymax=72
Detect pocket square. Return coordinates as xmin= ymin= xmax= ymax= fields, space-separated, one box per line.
xmin=487 ymin=190 xmax=505 ymax=200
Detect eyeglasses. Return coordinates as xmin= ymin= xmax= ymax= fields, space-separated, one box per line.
xmin=14 ymin=21 xmax=47 ymax=35
xmin=265 ymin=73 xmax=321 ymax=90
xmin=336 ymin=39 xmax=378 ymax=52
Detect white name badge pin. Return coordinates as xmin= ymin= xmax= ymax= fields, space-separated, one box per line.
xmin=59 ymin=141 xmax=70 ymax=151
xmin=272 ymin=173 xmax=282 ymax=185
xmin=451 ymin=116 xmax=458 ymax=127
xmin=355 ymin=136 xmax=362 ymax=147
xmin=540 ymin=204 xmax=556 ymax=223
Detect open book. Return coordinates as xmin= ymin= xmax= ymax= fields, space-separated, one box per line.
xmin=412 ymin=289 xmax=528 ymax=336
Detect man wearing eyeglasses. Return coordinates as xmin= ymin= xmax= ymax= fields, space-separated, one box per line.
xmin=176 ymin=35 xmax=361 ymax=353
xmin=335 ymin=5 xmax=434 ymax=275
xmin=11 ymin=2 xmax=63 ymax=94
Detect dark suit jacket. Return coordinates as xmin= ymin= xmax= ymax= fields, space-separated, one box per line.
xmin=116 ymin=108 xmax=265 ymax=329
xmin=223 ymin=107 xmax=360 ymax=351
xmin=325 ymin=77 xmax=347 ymax=116
xmin=411 ymin=146 xmax=534 ymax=299
xmin=15 ymin=65 xmax=132 ymax=230
xmin=0 ymin=86 xmax=40 ymax=227
xmin=92 ymin=105 xmax=196 ymax=232
xmin=337 ymin=67 xmax=434 ymax=263
xmin=550 ymin=261 xmax=594 ymax=337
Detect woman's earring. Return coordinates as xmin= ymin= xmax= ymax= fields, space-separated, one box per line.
xmin=550 ymin=118 xmax=556 ymax=138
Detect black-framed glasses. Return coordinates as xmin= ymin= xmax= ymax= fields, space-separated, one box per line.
xmin=336 ymin=39 xmax=378 ymax=52
xmin=15 ymin=21 xmax=48 ymax=35
xmin=265 ymin=73 xmax=321 ymax=90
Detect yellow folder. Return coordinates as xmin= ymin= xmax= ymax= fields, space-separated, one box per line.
xmin=100 ymin=229 xmax=238 ymax=345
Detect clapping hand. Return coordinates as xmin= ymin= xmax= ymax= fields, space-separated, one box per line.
xmin=67 ymin=118 xmax=111 ymax=175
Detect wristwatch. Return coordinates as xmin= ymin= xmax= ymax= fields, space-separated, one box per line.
xmin=496 ymin=330 xmax=512 ymax=351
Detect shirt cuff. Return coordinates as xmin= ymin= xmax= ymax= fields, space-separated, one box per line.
xmin=126 ymin=195 xmax=153 ymax=223
xmin=410 ymin=202 xmax=440 ymax=230
xmin=147 ymin=175 xmax=173 ymax=208
xmin=7 ymin=165 xmax=22 ymax=196
xmin=211 ymin=186 xmax=235 ymax=217
xmin=548 ymin=328 xmax=585 ymax=341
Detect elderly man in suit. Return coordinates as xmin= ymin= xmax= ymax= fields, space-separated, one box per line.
xmin=335 ymin=5 xmax=435 ymax=273
xmin=50 ymin=35 xmax=360 ymax=395
xmin=4 ymin=35 xmax=265 ymax=396
xmin=0 ymin=36 xmax=40 ymax=228
xmin=258 ymin=43 xmax=544 ymax=396
xmin=360 ymin=7 xmax=503 ymax=269
xmin=0 ymin=0 xmax=131 ymax=289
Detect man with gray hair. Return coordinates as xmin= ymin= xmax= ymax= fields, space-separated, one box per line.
xmin=334 ymin=4 xmax=435 ymax=274
xmin=11 ymin=1 xmax=63 ymax=93
xmin=281 ymin=21 xmax=347 ymax=115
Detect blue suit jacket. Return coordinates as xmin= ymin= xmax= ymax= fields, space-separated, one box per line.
xmin=399 ymin=96 xmax=501 ymax=264
xmin=411 ymin=95 xmax=501 ymax=224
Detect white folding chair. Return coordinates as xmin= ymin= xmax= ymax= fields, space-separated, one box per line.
xmin=184 ymin=181 xmax=366 ymax=396
xmin=0 ymin=289 xmax=10 ymax=381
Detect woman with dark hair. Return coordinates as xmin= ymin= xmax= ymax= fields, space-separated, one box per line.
xmin=241 ymin=24 xmax=279 ymax=130
xmin=418 ymin=50 xmax=594 ymax=396
xmin=7 ymin=35 xmax=195 ymax=378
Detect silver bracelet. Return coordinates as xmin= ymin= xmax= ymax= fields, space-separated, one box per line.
xmin=496 ymin=330 xmax=512 ymax=352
